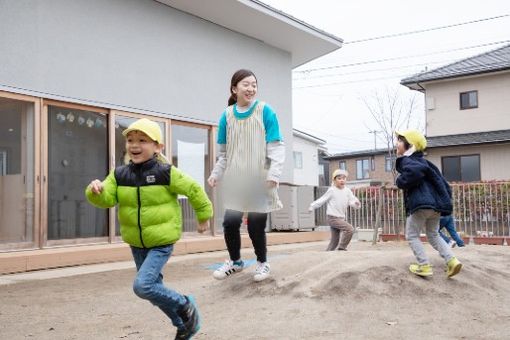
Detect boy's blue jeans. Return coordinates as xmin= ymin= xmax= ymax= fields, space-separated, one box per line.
xmin=438 ymin=215 xmax=465 ymax=246
xmin=130 ymin=244 xmax=187 ymax=329
xmin=406 ymin=209 xmax=454 ymax=265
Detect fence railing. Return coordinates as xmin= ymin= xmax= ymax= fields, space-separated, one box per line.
xmin=314 ymin=181 xmax=510 ymax=237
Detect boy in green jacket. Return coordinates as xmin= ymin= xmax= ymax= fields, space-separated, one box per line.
xmin=86 ymin=118 xmax=212 ymax=340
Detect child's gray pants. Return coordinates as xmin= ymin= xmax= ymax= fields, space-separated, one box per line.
xmin=406 ymin=209 xmax=453 ymax=265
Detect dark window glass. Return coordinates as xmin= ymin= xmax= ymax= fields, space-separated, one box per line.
xmin=385 ymin=155 xmax=395 ymax=172
xmin=0 ymin=97 xmax=35 ymax=245
xmin=460 ymin=91 xmax=478 ymax=109
xmin=48 ymin=106 xmax=108 ymax=240
xmin=442 ymin=155 xmax=480 ymax=182
xmin=461 ymin=155 xmax=480 ymax=182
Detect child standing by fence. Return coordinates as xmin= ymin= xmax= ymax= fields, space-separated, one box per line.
xmin=395 ymin=129 xmax=462 ymax=278
xmin=309 ymin=169 xmax=361 ymax=251
xmin=86 ymin=118 xmax=213 ymax=339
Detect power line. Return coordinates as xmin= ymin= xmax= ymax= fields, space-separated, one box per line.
xmin=295 ymin=40 xmax=510 ymax=73
xmin=294 ymin=57 xmax=510 ymax=89
xmin=343 ymin=14 xmax=509 ymax=45
xmin=293 ymin=59 xmax=452 ymax=81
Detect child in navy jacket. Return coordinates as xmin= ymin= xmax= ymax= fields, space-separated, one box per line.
xmin=395 ymin=130 xmax=462 ymax=278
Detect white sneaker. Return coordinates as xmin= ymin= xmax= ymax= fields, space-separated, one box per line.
xmin=213 ymin=260 xmax=244 ymax=280
xmin=253 ymin=262 xmax=270 ymax=282
xmin=448 ymin=240 xmax=457 ymax=248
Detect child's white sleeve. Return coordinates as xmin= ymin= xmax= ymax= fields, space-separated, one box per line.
xmin=209 ymin=144 xmax=227 ymax=181
xmin=266 ymin=141 xmax=285 ymax=182
xmin=309 ymin=187 xmax=332 ymax=210
xmin=348 ymin=189 xmax=361 ymax=209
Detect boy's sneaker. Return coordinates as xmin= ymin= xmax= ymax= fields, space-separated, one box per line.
xmin=253 ymin=262 xmax=270 ymax=282
xmin=409 ymin=263 xmax=433 ymax=277
xmin=175 ymin=295 xmax=200 ymax=340
xmin=448 ymin=240 xmax=456 ymax=248
xmin=213 ymin=260 xmax=244 ymax=280
xmin=446 ymin=257 xmax=462 ymax=278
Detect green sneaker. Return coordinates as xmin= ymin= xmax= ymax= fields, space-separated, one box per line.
xmin=446 ymin=257 xmax=462 ymax=278
xmin=409 ymin=263 xmax=433 ymax=277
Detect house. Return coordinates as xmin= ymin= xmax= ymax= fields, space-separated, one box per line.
xmin=324 ymin=148 xmax=393 ymax=187
xmin=0 ymin=0 xmax=342 ymax=266
xmin=401 ymin=44 xmax=510 ymax=182
xmin=292 ymin=129 xmax=327 ymax=186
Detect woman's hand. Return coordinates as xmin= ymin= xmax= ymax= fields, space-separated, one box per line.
xmin=207 ymin=176 xmax=217 ymax=188
xmin=266 ymin=180 xmax=277 ymax=188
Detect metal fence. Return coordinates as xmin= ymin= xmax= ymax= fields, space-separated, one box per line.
xmin=314 ymin=181 xmax=510 ymax=237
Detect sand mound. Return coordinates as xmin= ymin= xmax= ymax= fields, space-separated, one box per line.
xmin=2 ymin=241 xmax=510 ymax=339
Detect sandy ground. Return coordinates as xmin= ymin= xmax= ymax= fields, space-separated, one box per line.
xmin=1 ymin=240 xmax=510 ymax=340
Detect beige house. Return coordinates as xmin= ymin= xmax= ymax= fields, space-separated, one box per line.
xmin=325 ymin=149 xmax=394 ymax=187
xmin=401 ymin=44 xmax=510 ymax=182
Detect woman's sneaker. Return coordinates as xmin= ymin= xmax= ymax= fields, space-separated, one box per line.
xmin=175 ymin=295 xmax=200 ymax=340
xmin=254 ymin=262 xmax=270 ymax=282
xmin=213 ymin=260 xmax=244 ymax=280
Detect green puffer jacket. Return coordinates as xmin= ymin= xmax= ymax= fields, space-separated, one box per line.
xmin=85 ymin=157 xmax=213 ymax=248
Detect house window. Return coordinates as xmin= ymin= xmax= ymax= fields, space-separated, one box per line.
xmin=293 ymin=151 xmax=303 ymax=169
xmin=339 ymin=160 xmax=346 ymax=170
xmin=356 ymin=159 xmax=370 ymax=179
xmin=371 ymin=157 xmax=375 ymax=171
xmin=442 ymin=155 xmax=480 ymax=182
xmin=460 ymin=91 xmax=478 ymax=110
xmin=385 ymin=155 xmax=396 ymax=172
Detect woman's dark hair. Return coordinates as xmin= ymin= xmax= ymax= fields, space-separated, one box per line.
xmin=228 ymin=69 xmax=257 ymax=106
xmin=397 ymin=135 xmax=411 ymax=150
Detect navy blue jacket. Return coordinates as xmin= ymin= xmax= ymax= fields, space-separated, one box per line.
xmin=395 ymin=152 xmax=452 ymax=216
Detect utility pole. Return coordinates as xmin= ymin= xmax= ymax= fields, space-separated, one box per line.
xmin=368 ymin=130 xmax=382 ymax=150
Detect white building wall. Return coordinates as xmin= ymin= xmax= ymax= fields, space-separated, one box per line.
xmin=292 ymin=136 xmax=320 ymax=186
xmin=0 ymin=0 xmax=294 ymax=182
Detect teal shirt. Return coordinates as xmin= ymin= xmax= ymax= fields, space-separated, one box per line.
xmin=217 ymin=100 xmax=282 ymax=144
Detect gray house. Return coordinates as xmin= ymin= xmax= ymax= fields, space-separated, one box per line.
xmin=401 ymin=44 xmax=510 ymax=182
xmin=0 ymin=0 xmax=342 ymax=257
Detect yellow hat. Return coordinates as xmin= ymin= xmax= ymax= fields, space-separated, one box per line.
xmin=122 ymin=118 xmax=163 ymax=143
xmin=332 ymin=169 xmax=349 ymax=180
xmin=395 ymin=129 xmax=427 ymax=151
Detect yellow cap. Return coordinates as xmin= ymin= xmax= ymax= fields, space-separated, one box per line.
xmin=395 ymin=129 xmax=427 ymax=151
xmin=332 ymin=169 xmax=348 ymax=179
xmin=122 ymin=118 xmax=163 ymax=143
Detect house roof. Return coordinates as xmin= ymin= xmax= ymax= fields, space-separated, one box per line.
xmin=401 ymin=43 xmax=510 ymax=90
xmin=427 ymin=130 xmax=510 ymax=148
xmin=155 ymin=0 xmax=343 ymax=67
xmin=325 ymin=148 xmax=389 ymax=160
xmin=293 ymin=128 xmax=327 ymax=145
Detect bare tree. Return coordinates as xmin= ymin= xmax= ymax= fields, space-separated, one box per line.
xmin=361 ymin=86 xmax=422 ymax=181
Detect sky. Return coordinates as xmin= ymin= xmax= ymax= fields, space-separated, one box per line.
xmin=261 ymin=0 xmax=510 ymax=154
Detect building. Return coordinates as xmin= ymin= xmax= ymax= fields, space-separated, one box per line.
xmin=0 ymin=0 xmax=342 ymax=260
xmin=291 ymin=129 xmax=326 ymax=186
xmin=401 ymin=44 xmax=510 ymax=182
xmin=325 ymin=148 xmax=393 ymax=187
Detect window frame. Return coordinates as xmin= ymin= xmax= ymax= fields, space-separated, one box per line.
xmin=459 ymin=90 xmax=478 ymax=110
xmin=356 ymin=158 xmax=370 ymax=180
xmin=441 ymin=154 xmax=481 ymax=182
xmin=293 ymin=151 xmax=303 ymax=169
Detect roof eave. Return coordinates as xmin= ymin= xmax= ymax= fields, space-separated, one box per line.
xmin=156 ymin=0 xmax=343 ymax=68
